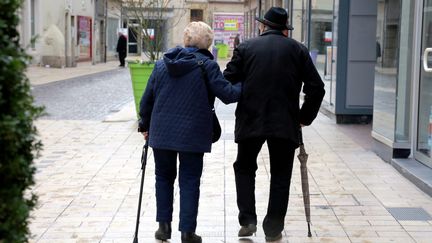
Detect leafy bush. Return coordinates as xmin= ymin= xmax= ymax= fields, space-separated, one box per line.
xmin=0 ymin=0 xmax=43 ymax=242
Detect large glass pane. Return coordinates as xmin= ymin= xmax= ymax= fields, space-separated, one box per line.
xmin=417 ymin=0 xmax=432 ymax=164
xmin=373 ymin=0 xmax=401 ymax=140
xmin=107 ymin=18 xmax=119 ymax=52
xmin=395 ymin=0 xmax=414 ymax=143
xmin=310 ymin=0 xmax=336 ymax=105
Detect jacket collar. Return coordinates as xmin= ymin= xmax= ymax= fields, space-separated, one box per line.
xmin=260 ymin=29 xmax=285 ymax=37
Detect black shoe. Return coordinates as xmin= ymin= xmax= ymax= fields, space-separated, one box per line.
xmin=181 ymin=232 xmax=202 ymax=243
xmin=265 ymin=232 xmax=282 ymax=242
xmin=238 ymin=224 xmax=257 ymax=237
xmin=155 ymin=222 xmax=171 ymax=241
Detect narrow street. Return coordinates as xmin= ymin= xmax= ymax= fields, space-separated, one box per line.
xmin=32 ymin=68 xmax=133 ymax=120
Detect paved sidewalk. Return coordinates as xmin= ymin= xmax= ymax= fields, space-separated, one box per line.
xmin=29 ymin=101 xmax=432 ymax=243
xmin=27 ymin=61 xmax=122 ymax=85
xmin=27 ymin=55 xmax=432 ymax=242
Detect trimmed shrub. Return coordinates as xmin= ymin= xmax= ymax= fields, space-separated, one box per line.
xmin=0 ymin=0 xmax=43 ymax=242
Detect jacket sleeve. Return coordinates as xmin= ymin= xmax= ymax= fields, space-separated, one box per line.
xmin=299 ymin=45 xmax=325 ymax=126
xmin=138 ymin=64 xmax=157 ymax=132
xmin=205 ymin=60 xmax=242 ymax=104
xmin=223 ymin=43 xmax=245 ymax=84
xmin=116 ymin=38 xmax=120 ymax=52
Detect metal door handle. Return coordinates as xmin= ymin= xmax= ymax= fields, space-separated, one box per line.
xmin=424 ymin=48 xmax=432 ymax=72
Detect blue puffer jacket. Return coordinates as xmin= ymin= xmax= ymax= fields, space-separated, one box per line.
xmin=138 ymin=47 xmax=242 ymax=153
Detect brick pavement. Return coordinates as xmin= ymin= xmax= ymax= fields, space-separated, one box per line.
xmin=27 ymin=58 xmax=432 ymax=242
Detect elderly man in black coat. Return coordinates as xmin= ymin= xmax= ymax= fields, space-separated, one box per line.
xmin=116 ymin=31 xmax=127 ymax=67
xmin=223 ymin=7 xmax=325 ymax=242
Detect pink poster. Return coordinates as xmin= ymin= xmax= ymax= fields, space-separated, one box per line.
xmin=78 ymin=16 xmax=92 ymax=60
xmin=213 ymin=13 xmax=244 ymax=48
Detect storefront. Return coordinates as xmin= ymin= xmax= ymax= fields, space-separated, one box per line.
xmin=300 ymin=0 xmax=376 ymax=123
xmin=372 ymin=0 xmax=432 ymax=194
xmin=373 ymin=0 xmax=412 ymax=158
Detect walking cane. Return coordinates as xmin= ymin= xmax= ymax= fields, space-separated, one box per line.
xmin=133 ymin=141 xmax=149 ymax=243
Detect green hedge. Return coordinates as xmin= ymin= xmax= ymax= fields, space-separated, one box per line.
xmin=0 ymin=0 xmax=43 ymax=242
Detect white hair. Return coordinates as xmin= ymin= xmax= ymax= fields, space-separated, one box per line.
xmin=183 ymin=21 xmax=214 ymax=50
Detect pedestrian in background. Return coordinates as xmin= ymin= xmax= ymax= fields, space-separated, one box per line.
xmin=116 ymin=31 xmax=127 ymax=67
xmin=234 ymin=33 xmax=240 ymax=49
xmin=138 ymin=21 xmax=242 ymax=243
xmin=223 ymin=7 xmax=325 ymax=242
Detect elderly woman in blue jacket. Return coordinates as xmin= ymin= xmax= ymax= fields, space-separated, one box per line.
xmin=138 ymin=21 xmax=242 ymax=243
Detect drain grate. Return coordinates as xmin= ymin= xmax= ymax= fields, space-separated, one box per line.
xmin=386 ymin=207 xmax=432 ymax=221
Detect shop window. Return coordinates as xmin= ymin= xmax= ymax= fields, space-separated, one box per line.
xmin=191 ymin=9 xmax=203 ymax=22
xmin=309 ymin=0 xmax=338 ymax=106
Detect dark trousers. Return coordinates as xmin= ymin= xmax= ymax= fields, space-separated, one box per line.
xmin=233 ymin=137 xmax=296 ymax=236
xmin=153 ymin=148 xmax=204 ymax=232
xmin=118 ymin=51 xmax=126 ymax=66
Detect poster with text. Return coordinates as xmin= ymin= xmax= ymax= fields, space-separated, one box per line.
xmin=213 ymin=13 xmax=244 ymax=48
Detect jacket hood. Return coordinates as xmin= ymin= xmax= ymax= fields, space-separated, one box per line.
xmin=163 ymin=46 xmax=213 ymax=77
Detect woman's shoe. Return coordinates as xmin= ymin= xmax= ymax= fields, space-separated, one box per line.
xmin=265 ymin=232 xmax=282 ymax=242
xmin=155 ymin=222 xmax=172 ymax=240
xmin=238 ymin=224 xmax=257 ymax=237
xmin=181 ymin=232 xmax=202 ymax=243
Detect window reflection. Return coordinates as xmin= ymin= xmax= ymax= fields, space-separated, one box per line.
xmin=309 ymin=0 xmax=337 ymax=106
xmin=373 ymin=0 xmax=400 ymax=141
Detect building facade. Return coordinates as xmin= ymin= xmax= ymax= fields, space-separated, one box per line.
xmin=120 ymin=0 xmax=244 ymax=59
xmin=19 ymin=0 xmax=121 ymax=67
xmin=19 ymin=0 xmax=245 ymax=66
xmin=372 ymin=0 xmax=432 ymax=195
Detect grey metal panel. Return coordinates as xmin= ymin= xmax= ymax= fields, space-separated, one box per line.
xmin=348 ymin=16 xmax=377 ymax=61
xmin=350 ymin=0 xmax=378 ymax=15
xmin=386 ymin=207 xmax=432 ymax=221
xmin=346 ymin=62 xmax=375 ymax=108
xmin=335 ymin=0 xmax=350 ymax=114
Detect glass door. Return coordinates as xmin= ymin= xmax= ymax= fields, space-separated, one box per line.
xmin=416 ymin=0 xmax=432 ymax=167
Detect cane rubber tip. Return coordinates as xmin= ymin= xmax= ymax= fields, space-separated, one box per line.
xmin=307 ymin=232 xmax=312 ymax=237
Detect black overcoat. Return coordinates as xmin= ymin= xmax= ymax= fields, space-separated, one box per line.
xmin=116 ymin=35 xmax=127 ymax=53
xmin=223 ymin=30 xmax=325 ymax=146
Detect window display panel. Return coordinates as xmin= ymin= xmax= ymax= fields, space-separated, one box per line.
xmin=372 ymin=0 xmax=401 ymax=141
xmin=309 ymin=0 xmax=337 ymax=105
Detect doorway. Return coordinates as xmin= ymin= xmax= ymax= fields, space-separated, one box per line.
xmin=415 ymin=0 xmax=432 ymax=167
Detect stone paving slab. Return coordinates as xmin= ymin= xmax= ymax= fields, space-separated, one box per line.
xmin=29 ymin=111 xmax=432 ymax=243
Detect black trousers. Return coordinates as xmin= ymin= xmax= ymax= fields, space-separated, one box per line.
xmin=233 ymin=137 xmax=296 ymax=236
xmin=118 ymin=51 xmax=126 ymax=66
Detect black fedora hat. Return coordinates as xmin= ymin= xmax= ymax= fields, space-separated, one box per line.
xmin=255 ymin=7 xmax=294 ymax=30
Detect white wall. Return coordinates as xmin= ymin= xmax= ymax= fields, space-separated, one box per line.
xmin=19 ymin=0 xmax=97 ymax=66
